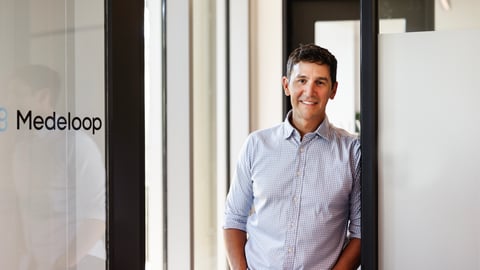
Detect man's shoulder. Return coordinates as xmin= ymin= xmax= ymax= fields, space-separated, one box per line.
xmin=249 ymin=122 xmax=285 ymax=140
xmin=328 ymin=123 xmax=360 ymax=144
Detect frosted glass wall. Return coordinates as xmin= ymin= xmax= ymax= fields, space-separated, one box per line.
xmin=0 ymin=0 xmax=106 ymax=269
xmin=379 ymin=29 xmax=480 ymax=269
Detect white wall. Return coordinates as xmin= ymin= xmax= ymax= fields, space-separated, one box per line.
xmin=249 ymin=0 xmax=283 ymax=131
xmin=435 ymin=0 xmax=480 ymax=30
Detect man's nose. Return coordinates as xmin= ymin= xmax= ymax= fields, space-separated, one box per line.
xmin=304 ymin=82 xmax=314 ymax=94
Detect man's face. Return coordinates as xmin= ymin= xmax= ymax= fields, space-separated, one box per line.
xmin=282 ymin=61 xmax=337 ymax=129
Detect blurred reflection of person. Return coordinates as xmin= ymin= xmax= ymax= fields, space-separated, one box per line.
xmin=0 ymin=70 xmax=24 ymax=270
xmin=5 ymin=65 xmax=106 ymax=270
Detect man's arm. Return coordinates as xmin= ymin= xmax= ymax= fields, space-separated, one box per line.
xmin=224 ymin=228 xmax=248 ymax=270
xmin=332 ymin=238 xmax=361 ymax=270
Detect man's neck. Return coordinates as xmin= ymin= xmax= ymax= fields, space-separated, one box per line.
xmin=289 ymin=115 xmax=324 ymax=140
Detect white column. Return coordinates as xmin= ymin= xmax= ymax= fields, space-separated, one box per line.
xmin=166 ymin=0 xmax=192 ymax=268
xmin=229 ymin=0 xmax=250 ymax=179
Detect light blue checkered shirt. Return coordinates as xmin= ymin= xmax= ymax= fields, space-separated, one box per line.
xmin=224 ymin=112 xmax=361 ymax=270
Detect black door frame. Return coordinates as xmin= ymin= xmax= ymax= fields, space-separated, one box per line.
xmin=105 ymin=0 xmax=146 ymax=268
xmin=360 ymin=0 xmax=379 ymax=268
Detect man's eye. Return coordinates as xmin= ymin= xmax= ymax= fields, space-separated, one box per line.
xmin=316 ymin=81 xmax=325 ymax=86
xmin=298 ymin=79 xmax=306 ymax=84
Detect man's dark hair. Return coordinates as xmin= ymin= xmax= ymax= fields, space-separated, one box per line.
xmin=286 ymin=43 xmax=337 ymax=84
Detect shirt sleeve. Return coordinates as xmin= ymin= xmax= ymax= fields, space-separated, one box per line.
xmin=348 ymin=138 xmax=361 ymax=239
xmin=223 ymin=135 xmax=255 ymax=231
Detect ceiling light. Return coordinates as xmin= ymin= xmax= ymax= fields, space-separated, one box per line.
xmin=440 ymin=0 xmax=451 ymax=11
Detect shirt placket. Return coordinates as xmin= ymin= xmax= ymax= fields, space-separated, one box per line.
xmin=283 ymin=139 xmax=308 ymax=269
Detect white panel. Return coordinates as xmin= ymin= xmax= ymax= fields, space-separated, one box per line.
xmin=144 ymin=0 xmax=164 ymax=268
xmin=249 ymin=0 xmax=283 ymax=131
xmin=229 ymin=0 xmax=250 ymax=178
xmin=379 ymin=18 xmax=406 ymax=34
xmin=215 ymin=0 xmax=228 ymax=268
xmin=379 ymin=29 xmax=480 ymax=269
xmin=166 ymin=0 xmax=192 ymax=269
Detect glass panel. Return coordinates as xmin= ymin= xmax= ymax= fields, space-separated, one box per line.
xmin=144 ymin=0 xmax=164 ymax=269
xmin=0 ymin=0 xmax=106 ymax=269
xmin=378 ymin=0 xmax=480 ymax=268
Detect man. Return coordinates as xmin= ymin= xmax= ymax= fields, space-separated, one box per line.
xmin=223 ymin=44 xmax=361 ymax=270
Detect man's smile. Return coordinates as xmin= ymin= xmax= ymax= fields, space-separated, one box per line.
xmin=300 ymin=100 xmax=318 ymax=105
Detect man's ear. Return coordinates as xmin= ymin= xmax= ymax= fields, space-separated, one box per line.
xmin=282 ymin=76 xmax=290 ymax=96
xmin=329 ymin=81 xmax=338 ymax=100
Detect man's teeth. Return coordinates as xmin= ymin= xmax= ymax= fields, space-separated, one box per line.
xmin=302 ymin=101 xmax=316 ymax=105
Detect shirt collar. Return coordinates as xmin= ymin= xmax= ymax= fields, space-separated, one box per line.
xmin=282 ymin=110 xmax=331 ymax=141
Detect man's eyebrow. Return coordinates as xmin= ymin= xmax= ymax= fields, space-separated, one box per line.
xmin=295 ymin=74 xmax=329 ymax=81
